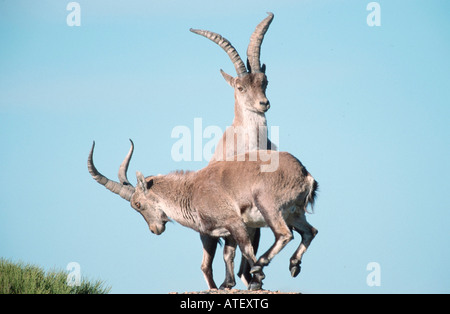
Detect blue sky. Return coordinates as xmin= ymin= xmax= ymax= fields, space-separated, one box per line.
xmin=1 ymin=0 xmax=449 ymax=293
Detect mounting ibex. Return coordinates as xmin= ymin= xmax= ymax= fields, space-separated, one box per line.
xmin=88 ymin=141 xmax=318 ymax=290
xmin=191 ymin=12 xmax=275 ymax=288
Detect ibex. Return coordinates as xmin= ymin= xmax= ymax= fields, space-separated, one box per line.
xmin=190 ymin=12 xmax=275 ymax=162
xmin=191 ymin=12 xmax=275 ymax=288
xmin=88 ymin=141 xmax=318 ymax=290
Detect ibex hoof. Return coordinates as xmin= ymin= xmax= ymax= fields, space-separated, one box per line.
xmin=250 ymin=265 xmax=262 ymax=274
xmin=248 ymin=281 xmax=262 ymax=291
xmin=290 ymin=264 xmax=301 ymax=277
xmin=219 ymin=282 xmax=235 ymax=290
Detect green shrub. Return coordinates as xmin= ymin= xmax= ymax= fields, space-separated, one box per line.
xmin=0 ymin=258 xmax=110 ymax=294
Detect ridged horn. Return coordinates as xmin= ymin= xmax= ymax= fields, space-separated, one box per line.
xmin=118 ymin=139 xmax=134 ymax=186
xmin=190 ymin=28 xmax=248 ymax=77
xmin=88 ymin=141 xmax=135 ymax=202
xmin=247 ymin=12 xmax=274 ymax=73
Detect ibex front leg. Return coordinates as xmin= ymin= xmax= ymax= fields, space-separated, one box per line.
xmin=224 ymin=218 xmax=261 ymax=290
xmin=200 ymin=234 xmax=218 ymax=289
xmin=220 ymin=236 xmax=237 ymax=289
xmin=200 ymin=234 xmax=238 ymax=290
xmin=237 ymin=227 xmax=260 ymax=287
xmin=249 ymin=196 xmax=293 ymax=290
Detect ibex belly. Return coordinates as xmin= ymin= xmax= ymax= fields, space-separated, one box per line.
xmin=241 ymin=206 xmax=267 ymax=228
xmin=209 ymin=228 xmax=232 ymax=238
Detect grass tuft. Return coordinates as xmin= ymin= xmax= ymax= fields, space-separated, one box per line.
xmin=0 ymin=258 xmax=110 ymax=294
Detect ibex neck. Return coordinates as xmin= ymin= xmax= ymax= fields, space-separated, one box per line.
xmin=153 ymin=172 xmax=199 ymax=231
xmin=233 ymin=101 xmax=267 ymax=127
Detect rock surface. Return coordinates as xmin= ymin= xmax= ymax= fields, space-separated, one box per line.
xmin=170 ymin=289 xmax=300 ymax=294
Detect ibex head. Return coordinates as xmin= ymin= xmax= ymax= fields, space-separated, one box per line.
xmin=191 ymin=12 xmax=274 ymax=114
xmin=131 ymin=172 xmax=170 ymax=235
xmin=88 ymin=140 xmax=170 ymax=235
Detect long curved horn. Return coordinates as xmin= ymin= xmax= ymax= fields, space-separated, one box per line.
xmin=118 ymin=139 xmax=134 ymax=186
xmin=88 ymin=141 xmax=135 ymax=201
xmin=246 ymin=12 xmax=274 ymax=73
xmin=190 ymin=28 xmax=248 ymax=77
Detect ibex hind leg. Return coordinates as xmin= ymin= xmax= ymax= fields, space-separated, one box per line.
xmin=289 ymin=211 xmax=318 ymax=277
xmin=249 ymin=194 xmax=293 ymax=289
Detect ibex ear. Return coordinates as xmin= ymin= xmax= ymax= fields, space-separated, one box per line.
xmin=220 ymin=69 xmax=234 ymax=87
xmin=136 ymin=171 xmax=147 ymax=192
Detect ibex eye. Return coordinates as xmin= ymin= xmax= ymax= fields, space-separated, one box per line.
xmin=237 ymin=86 xmax=244 ymax=92
xmin=135 ymin=202 xmax=141 ymax=209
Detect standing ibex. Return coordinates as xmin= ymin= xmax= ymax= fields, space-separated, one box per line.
xmin=190 ymin=12 xmax=275 ymax=288
xmin=88 ymin=141 xmax=318 ymax=290
xmin=190 ymin=12 xmax=275 ymax=162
